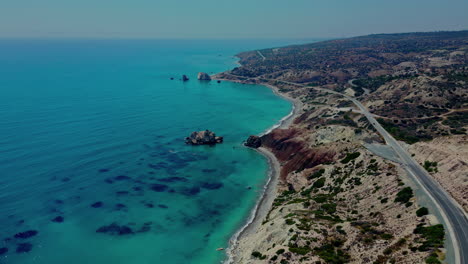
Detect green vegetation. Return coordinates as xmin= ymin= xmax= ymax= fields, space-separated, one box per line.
xmin=353 ymin=75 xmax=399 ymax=92
xmin=377 ymin=118 xmax=421 ymax=144
xmin=423 ymin=161 xmax=438 ymax=173
xmin=394 ymin=187 xmax=414 ymax=204
xmin=380 ymin=233 xmax=394 ymax=240
xmin=251 ymin=251 xmax=267 ymax=260
xmin=285 ymin=219 xmax=295 ymax=225
xmin=442 ymin=112 xmax=468 ymax=135
xmin=309 ymin=169 xmax=325 ymax=180
xmin=313 ymin=177 xmax=326 ymax=188
xmin=413 ymin=224 xmax=445 ymax=251
xmin=314 ymin=242 xmax=350 ymax=264
xmin=313 ymin=194 xmax=331 ymax=203
xmin=321 ymin=203 xmax=337 ymax=214
xmin=416 ymin=207 xmax=429 ymax=217
xmin=289 ymin=246 xmax=311 ymax=255
xmin=425 ymin=253 xmax=442 ymax=264
xmin=341 ymin=152 xmax=361 ymax=164
xmin=276 ymin=249 xmax=285 ymax=255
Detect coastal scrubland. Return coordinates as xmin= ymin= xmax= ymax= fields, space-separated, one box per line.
xmin=216 ymin=31 xmax=468 ymax=263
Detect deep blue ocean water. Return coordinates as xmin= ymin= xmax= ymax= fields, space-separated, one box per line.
xmin=0 ymin=39 xmax=300 ymax=263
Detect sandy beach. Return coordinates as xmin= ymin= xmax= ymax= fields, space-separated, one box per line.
xmin=223 ymin=82 xmax=303 ymax=264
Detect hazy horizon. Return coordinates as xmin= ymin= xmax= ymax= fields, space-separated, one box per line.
xmin=1 ymin=0 xmax=467 ymax=39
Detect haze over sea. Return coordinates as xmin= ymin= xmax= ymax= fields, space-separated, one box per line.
xmin=0 ymin=39 xmax=312 ymax=263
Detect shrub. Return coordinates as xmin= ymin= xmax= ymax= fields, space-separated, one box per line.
xmin=251 ymin=251 xmax=267 ymax=259
xmin=285 ymin=219 xmax=295 ymax=225
xmin=341 ymin=152 xmax=361 ymax=164
xmin=276 ymin=248 xmax=285 ymax=255
xmin=314 ymin=243 xmax=350 ymax=264
xmin=289 ymin=246 xmax=311 ymax=255
xmin=309 ymin=169 xmax=325 ymax=180
xmin=321 ymin=203 xmax=337 ymax=214
xmin=413 ymin=224 xmax=445 ymax=251
xmin=425 ymin=254 xmax=441 ymax=264
xmin=394 ymin=187 xmax=414 ymax=204
xmin=380 ymin=233 xmax=393 ymax=240
xmin=416 ymin=207 xmax=429 ymax=217
xmin=313 ymin=177 xmax=326 ymax=188
xmin=313 ymin=194 xmax=329 ymax=203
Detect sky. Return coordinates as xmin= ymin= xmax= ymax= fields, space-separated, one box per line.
xmin=0 ymin=0 xmax=467 ymax=39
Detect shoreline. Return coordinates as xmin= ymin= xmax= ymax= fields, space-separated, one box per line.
xmin=221 ymin=80 xmax=303 ymax=264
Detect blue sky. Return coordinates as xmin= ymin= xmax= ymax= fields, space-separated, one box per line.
xmin=1 ymin=0 xmax=467 ymax=38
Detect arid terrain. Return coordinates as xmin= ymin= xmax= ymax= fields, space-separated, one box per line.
xmin=216 ymin=31 xmax=467 ymax=264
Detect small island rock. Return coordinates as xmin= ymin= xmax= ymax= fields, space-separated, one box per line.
xmin=182 ymin=75 xmax=189 ymax=81
xmin=244 ymin=135 xmax=262 ymax=148
xmin=185 ymin=130 xmax=223 ymax=145
xmin=197 ymin=72 xmax=211 ymax=81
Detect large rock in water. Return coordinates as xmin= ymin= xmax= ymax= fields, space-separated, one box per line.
xmin=182 ymin=75 xmax=189 ymax=81
xmin=197 ymin=72 xmax=211 ymax=81
xmin=244 ymin=135 xmax=262 ymax=148
xmin=185 ymin=130 xmax=223 ymax=145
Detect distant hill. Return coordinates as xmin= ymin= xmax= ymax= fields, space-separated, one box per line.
xmin=220 ymin=30 xmax=468 ymax=141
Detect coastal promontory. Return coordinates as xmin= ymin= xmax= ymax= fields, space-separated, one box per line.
xmin=244 ymin=135 xmax=262 ymax=148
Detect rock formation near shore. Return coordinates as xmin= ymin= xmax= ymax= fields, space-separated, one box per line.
xmin=185 ymin=130 xmax=223 ymax=145
xmin=245 ymin=135 xmax=262 ymax=148
xmin=197 ymin=72 xmax=211 ymax=81
xmin=182 ymin=75 xmax=189 ymax=81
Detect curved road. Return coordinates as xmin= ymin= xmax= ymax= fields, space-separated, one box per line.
xmin=220 ymin=72 xmax=468 ymax=263
xmin=337 ymin=91 xmax=468 ymax=264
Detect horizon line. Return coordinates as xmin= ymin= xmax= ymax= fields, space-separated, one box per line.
xmin=0 ymin=29 xmax=466 ymax=41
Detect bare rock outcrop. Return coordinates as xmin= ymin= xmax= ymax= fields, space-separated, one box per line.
xmin=182 ymin=75 xmax=189 ymax=81
xmin=185 ymin=130 xmax=223 ymax=145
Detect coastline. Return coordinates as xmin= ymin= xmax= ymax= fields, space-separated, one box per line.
xmin=221 ymin=80 xmax=303 ymax=264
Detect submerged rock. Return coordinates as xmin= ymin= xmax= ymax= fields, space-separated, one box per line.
xmin=182 ymin=75 xmax=189 ymax=81
xmin=150 ymin=183 xmax=169 ymax=192
xmin=14 ymin=230 xmax=38 ymax=239
xmin=201 ymin=182 xmax=224 ymax=190
xmin=91 ymin=201 xmax=103 ymax=208
xmin=114 ymin=175 xmax=131 ymax=181
xmin=180 ymin=186 xmax=200 ymax=196
xmin=185 ymin=130 xmax=223 ymax=145
xmin=51 ymin=216 xmax=64 ymax=223
xmin=157 ymin=176 xmax=188 ymax=183
xmin=96 ymin=223 xmax=134 ymax=236
xmin=197 ymin=72 xmax=211 ymax=81
xmin=115 ymin=203 xmax=127 ymax=210
xmin=244 ymin=135 xmax=262 ymax=148
xmin=16 ymin=243 xmax=32 ymax=253
xmin=0 ymin=247 xmax=8 ymax=255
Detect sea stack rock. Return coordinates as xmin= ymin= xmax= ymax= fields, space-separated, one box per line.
xmin=182 ymin=75 xmax=189 ymax=81
xmin=244 ymin=135 xmax=262 ymax=148
xmin=197 ymin=72 xmax=211 ymax=81
xmin=185 ymin=130 xmax=223 ymax=145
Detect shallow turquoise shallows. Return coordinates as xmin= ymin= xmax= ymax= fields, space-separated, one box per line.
xmin=0 ymin=39 xmax=293 ymax=264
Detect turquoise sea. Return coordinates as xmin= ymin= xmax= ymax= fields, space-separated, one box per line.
xmin=0 ymin=39 xmax=301 ymax=263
